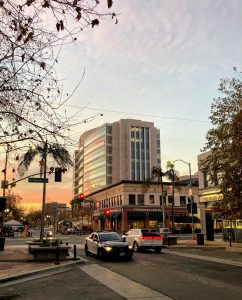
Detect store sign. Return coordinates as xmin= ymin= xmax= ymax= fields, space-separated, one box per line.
xmin=133 ymin=208 xmax=162 ymax=212
xmin=200 ymin=194 xmax=223 ymax=202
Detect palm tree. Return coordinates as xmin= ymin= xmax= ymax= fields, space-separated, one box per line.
xmin=17 ymin=143 xmax=72 ymax=176
xmin=17 ymin=142 xmax=73 ymax=241
xmin=152 ymin=162 xmax=179 ymax=232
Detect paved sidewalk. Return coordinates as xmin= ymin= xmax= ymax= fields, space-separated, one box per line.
xmin=0 ymin=238 xmax=242 ymax=286
xmin=0 ymin=244 xmax=83 ymax=285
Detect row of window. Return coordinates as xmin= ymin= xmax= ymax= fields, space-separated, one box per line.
xmin=98 ymin=194 xmax=123 ymax=209
xmin=128 ymin=194 xmax=188 ymax=207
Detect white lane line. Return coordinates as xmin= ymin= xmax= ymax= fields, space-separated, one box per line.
xmin=79 ymin=264 xmax=172 ymax=300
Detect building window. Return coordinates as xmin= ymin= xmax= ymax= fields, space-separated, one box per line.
xmin=168 ymin=196 xmax=173 ymax=206
xmin=137 ymin=194 xmax=144 ymax=205
xmin=179 ymin=196 xmax=186 ymax=207
xmin=149 ymin=195 xmax=155 ymax=204
xmin=120 ymin=195 xmax=122 ymax=206
xmin=129 ymin=194 xmax=136 ymax=205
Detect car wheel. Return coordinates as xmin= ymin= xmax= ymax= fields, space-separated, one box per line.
xmin=133 ymin=241 xmax=139 ymax=252
xmin=155 ymin=247 xmax=162 ymax=253
xmin=126 ymin=253 xmax=133 ymax=260
xmin=97 ymin=248 xmax=104 ymax=259
xmin=85 ymin=244 xmax=90 ymax=256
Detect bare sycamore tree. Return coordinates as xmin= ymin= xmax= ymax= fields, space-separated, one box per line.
xmin=0 ymin=0 xmax=117 ymax=146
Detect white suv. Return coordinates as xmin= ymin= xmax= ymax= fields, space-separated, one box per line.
xmin=123 ymin=228 xmax=163 ymax=253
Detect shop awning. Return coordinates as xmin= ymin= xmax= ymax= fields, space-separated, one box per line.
xmin=128 ymin=211 xmax=146 ymax=220
xmin=112 ymin=212 xmax=121 ymax=220
xmin=149 ymin=212 xmax=162 ymax=221
xmin=98 ymin=214 xmax=105 ymax=220
xmin=174 ymin=216 xmax=200 ymax=223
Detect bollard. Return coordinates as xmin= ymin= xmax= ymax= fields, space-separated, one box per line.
xmin=73 ymin=244 xmax=77 ymax=260
xmin=55 ymin=246 xmax=60 ymax=265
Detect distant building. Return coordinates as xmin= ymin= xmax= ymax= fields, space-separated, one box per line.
xmin=73 ymin=119 xmax=161 ymax=198
xmin=86 ymin=180 xmax=199 ymax=234
xmin=197 ymin=152 xmax=223 ymax=240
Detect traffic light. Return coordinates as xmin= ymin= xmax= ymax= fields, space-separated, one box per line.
xmin=79 ymin=193 xmax=84 ymax=202
xmin=192 ymin=203 xmax=197 ymax=214
xmin=104 ymin=209 xmax=111 ymax=220
xmin=104 ymin=209 xmax=110 ymax=216
xmin=0 ymin=197 xmax=7 ymax=212
xmin=54 ymin=167 xmax=62 ymax=182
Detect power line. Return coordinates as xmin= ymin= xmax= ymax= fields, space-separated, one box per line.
xmin=65 ymin=105 xmax=210 ymax=123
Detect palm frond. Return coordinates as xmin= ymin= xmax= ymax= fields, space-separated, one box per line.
xmin=17 ymin=149 xmax=39 ymax=176
xmin=49 ymin=143 xmax=73 ymax=168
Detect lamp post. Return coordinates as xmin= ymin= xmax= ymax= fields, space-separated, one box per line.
xmin=174 ymin=159 xmax=195 ymax=240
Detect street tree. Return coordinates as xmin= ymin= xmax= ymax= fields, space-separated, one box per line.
xmin=151 ymin=163 xmax=179 ymax=230
xmin=0 ymin=0 xmax=117 ymax=146
xmin=5 ymin=192 xmax=25 ymax=222
xmin=17 ymin=142 xmax=73 ymax=176
xmin=200 ymin=70 xmax=242 ymax=220
xmin=24 ymin=209 xmax=42 ymax=229
xmin=17 ymin=141 xmax=73 ymax=240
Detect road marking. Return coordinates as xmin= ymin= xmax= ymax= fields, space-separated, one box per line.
xmin=79 ymin=264 xmax=172 ymax=300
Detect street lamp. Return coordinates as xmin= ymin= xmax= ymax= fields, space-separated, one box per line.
xmin=173 ymin=159 xmax=195 ymax=240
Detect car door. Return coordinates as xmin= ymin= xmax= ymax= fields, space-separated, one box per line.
xmin=124 ymin=230 xmax=134 ymax=245
xmin=87 ymin=233 xmax=96 ymax=254
xmin=92 ymin=233 xmax=99 ymax=255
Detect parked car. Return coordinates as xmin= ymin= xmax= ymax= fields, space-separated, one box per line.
xmin=123 ymin=228 xmax=163 ymax=253
xmin=85 ymin=231 xmax=133 ymax=260
xmin=159 ymin=228 xmax=172 ymax=236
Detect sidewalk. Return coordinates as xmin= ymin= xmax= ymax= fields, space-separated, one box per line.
xmin=1 ymin=238 xmax=242 ymax=285
xmin=0 ymin=244 xmax=83 ymax=285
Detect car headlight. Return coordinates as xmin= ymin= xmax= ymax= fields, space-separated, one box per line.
xmin=128 ymin=244 xmax=133 ymax=250
xmin=103 ymin=246 xmax=112 ymax=252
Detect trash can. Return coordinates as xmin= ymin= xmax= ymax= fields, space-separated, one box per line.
xmin=0 ymin=237 xmax=5 ymax=251
xmin=197 ymin=233 xmax=204 ymax=245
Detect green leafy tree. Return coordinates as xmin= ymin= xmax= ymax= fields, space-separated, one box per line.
xmin=200 ymin=69 xmax=242 ymax=220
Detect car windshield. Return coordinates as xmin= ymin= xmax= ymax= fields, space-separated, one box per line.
xmin=99 ymin=232 xmax=123 ymax=242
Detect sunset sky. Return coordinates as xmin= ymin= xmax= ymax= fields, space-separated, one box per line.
xmin=1 ymin=0 xmax=242 ymax=209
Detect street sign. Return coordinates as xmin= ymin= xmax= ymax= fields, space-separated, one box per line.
xmin=28 ymin=178 xmax=48 ymax=183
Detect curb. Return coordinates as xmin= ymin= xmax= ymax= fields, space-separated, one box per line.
xmin=0 ymin=259 xmax=84 ymax=286
xmin=163 ymin=249 xmax=242 ymax=268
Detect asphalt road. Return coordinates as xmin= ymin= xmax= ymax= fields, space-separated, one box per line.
xmin=1 ymin=235 xmax=242 ymax=300
xmin=78 ymin=248 xmax=242 ymax=300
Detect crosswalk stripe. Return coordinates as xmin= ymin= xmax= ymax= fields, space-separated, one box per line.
xmin=79 ymin=263 xmax=172 ymax=300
